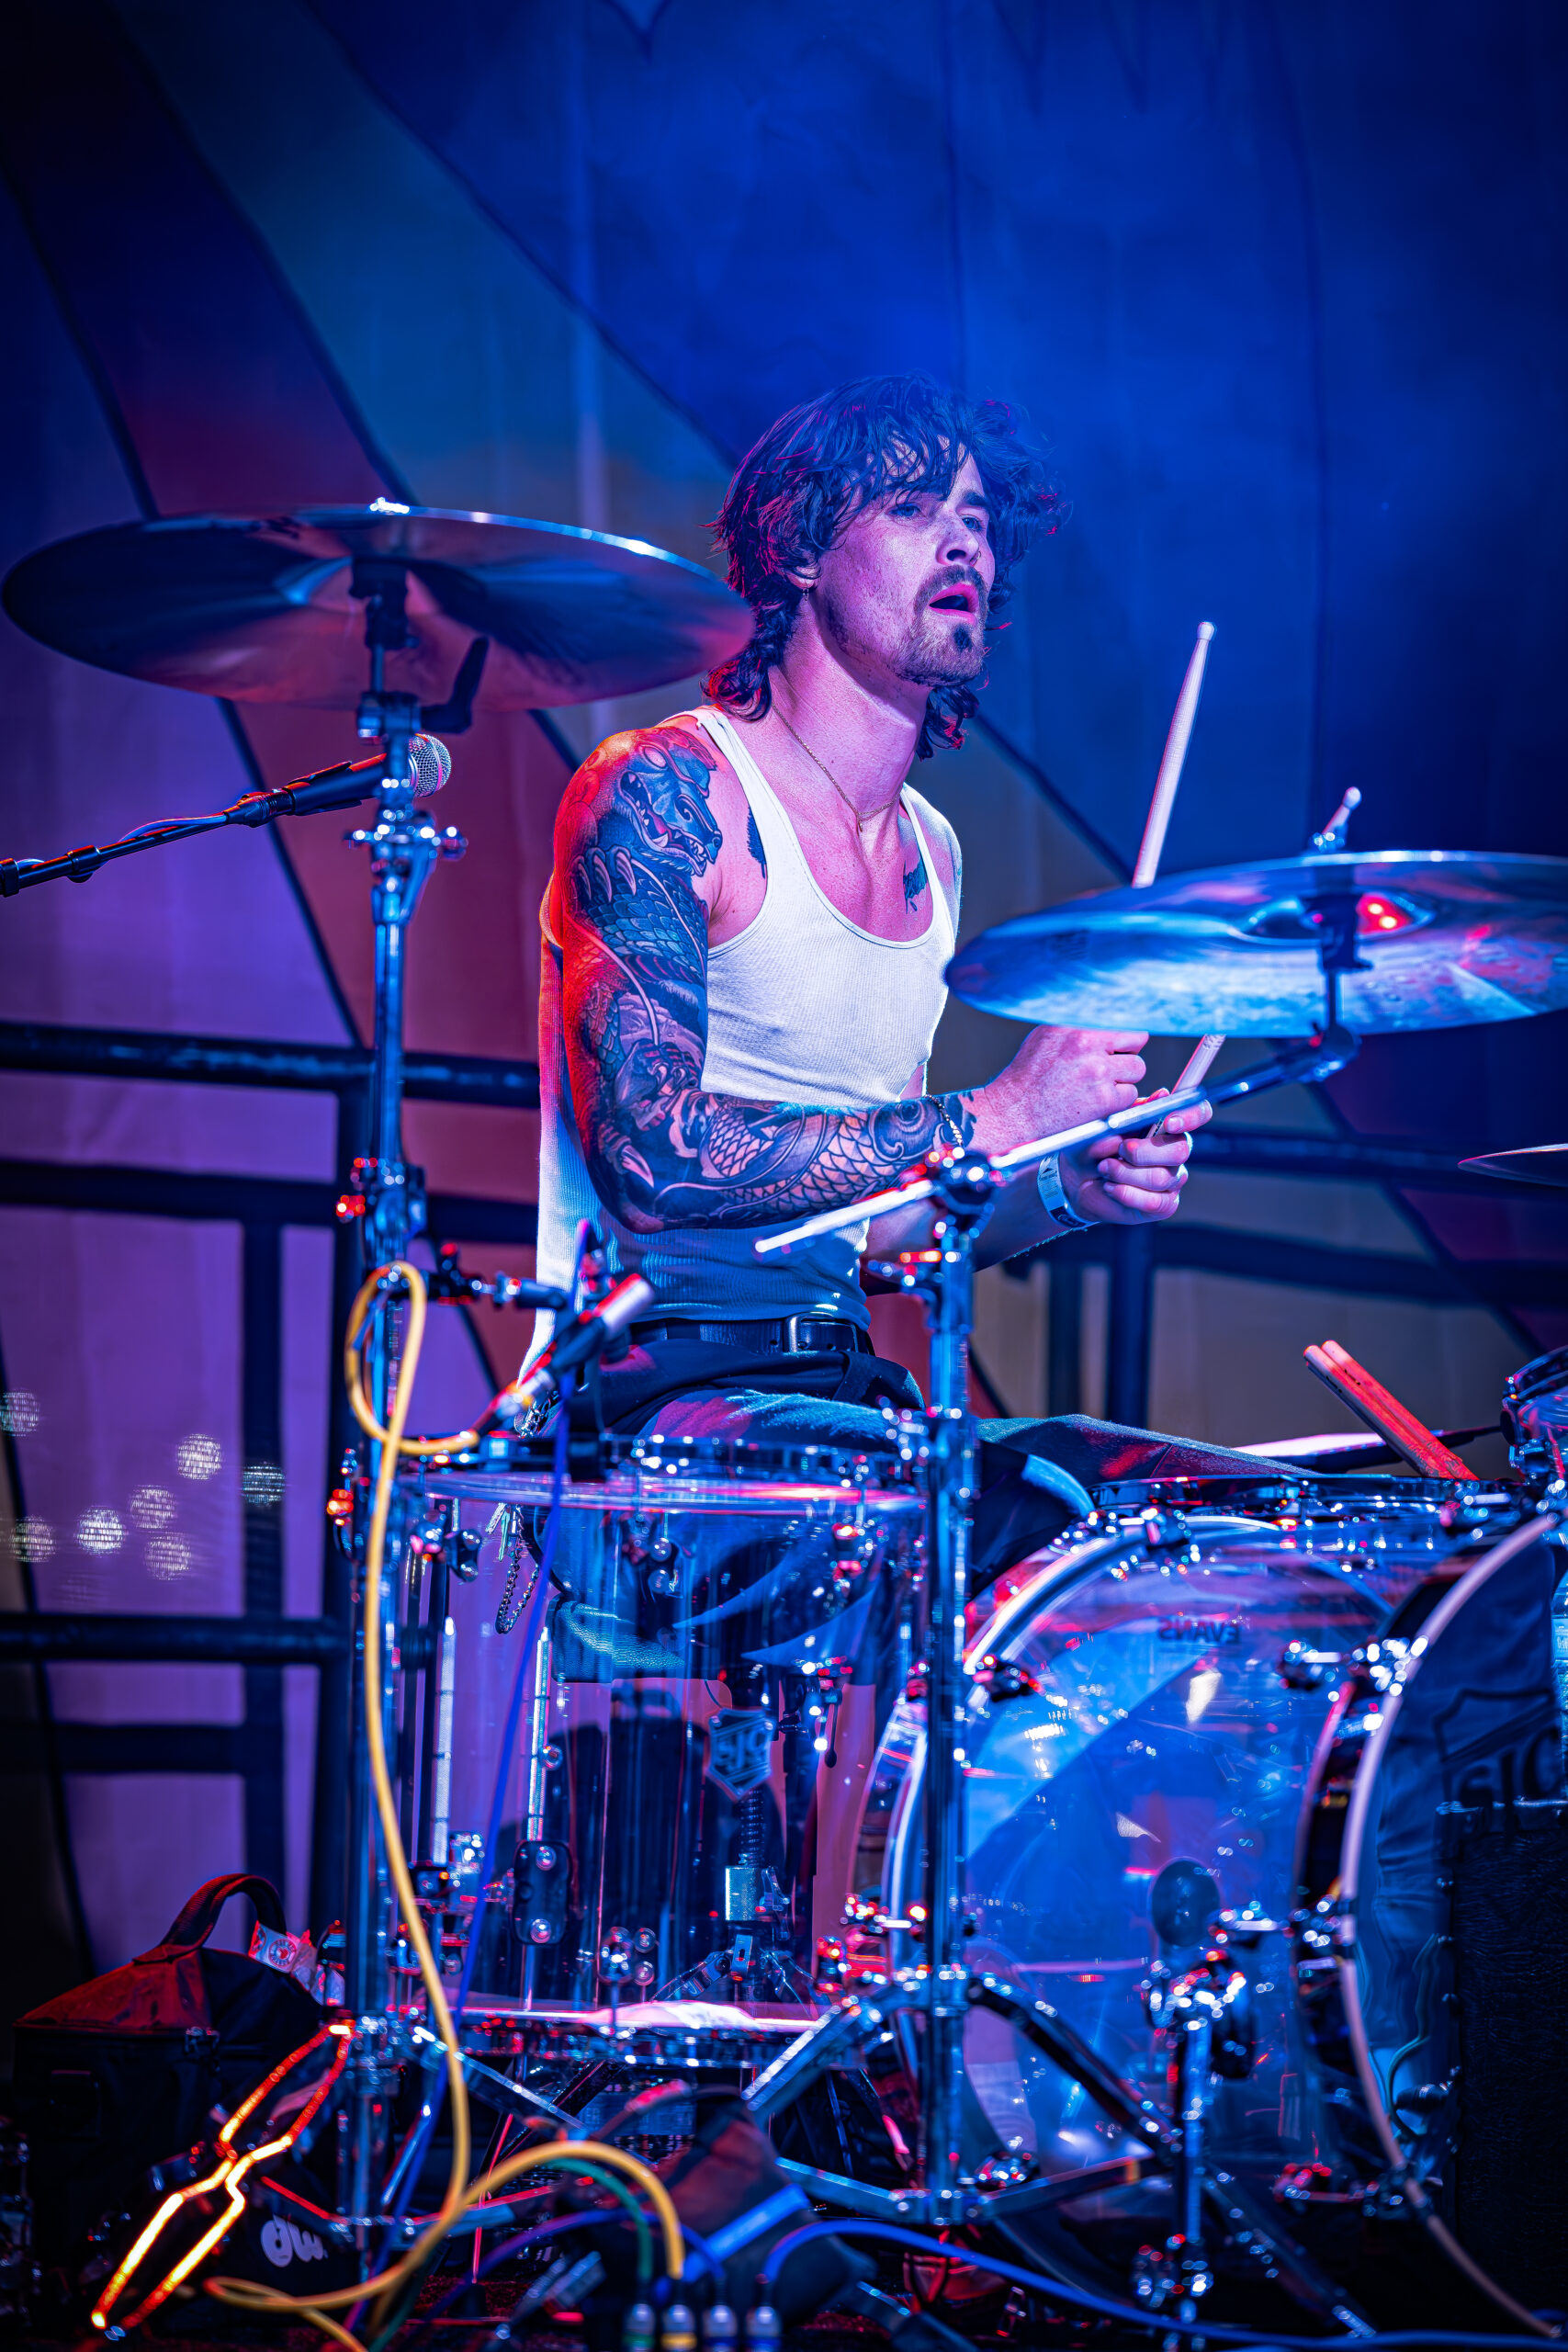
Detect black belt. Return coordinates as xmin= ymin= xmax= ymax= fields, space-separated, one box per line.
xmin=629 ymin=1314 xmax=874 ymax=1357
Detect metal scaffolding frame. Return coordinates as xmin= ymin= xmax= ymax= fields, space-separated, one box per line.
xmin=0 ymin=1019 xmax=1556 ymax=1931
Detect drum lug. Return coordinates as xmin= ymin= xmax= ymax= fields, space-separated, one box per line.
xmin=1132 ymin=2236 xmax=1213 ymax=2314
xmin=1274 ymin=2160 xmax=1369 ymax=2209
xmin=1279 ymin=1640 xmax=1344 ymax=1690
xmin=972 ymin=1654 xmax=1040 ymax=1702
xmin=1362 ymin=2163 xmax=1418 ymax=2222
xmin=1292 ymin=1894 xmax=1356 ymax=1952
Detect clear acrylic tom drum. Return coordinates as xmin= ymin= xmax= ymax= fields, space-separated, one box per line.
xmin=421 ymin=1432 xmax=925 ymax=2011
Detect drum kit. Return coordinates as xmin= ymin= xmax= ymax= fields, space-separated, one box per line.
xmin=7 ymin=503 xmax=1568 ymax=2338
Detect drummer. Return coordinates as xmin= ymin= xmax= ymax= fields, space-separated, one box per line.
xmin=531 ymin=373 xmax=1261 ymax=1573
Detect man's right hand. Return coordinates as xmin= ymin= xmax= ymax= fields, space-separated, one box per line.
xmin=967 ymin=1026 xmax=1149 ymax=1158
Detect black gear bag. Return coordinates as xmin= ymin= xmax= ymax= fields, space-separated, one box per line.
xmin=12 ymin=1872 xmax=321 ymax=2267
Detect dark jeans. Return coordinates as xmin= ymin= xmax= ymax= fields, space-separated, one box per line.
xmin=586 ymin=1335 xmax=1280 ymax=1589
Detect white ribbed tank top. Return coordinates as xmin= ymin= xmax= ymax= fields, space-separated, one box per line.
xmin=530 ymin=705 xmax=958 ymax=1340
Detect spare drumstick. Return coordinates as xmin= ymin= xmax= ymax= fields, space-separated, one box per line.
xmin=1133 ymin=621 xmax=1215 ymax=888
xmin=1303 ymin=1339 xmax=1478 ymax=1481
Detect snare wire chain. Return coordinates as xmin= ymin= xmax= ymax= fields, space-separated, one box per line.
xmin=755 ymin=2222 xmax=1562 ymax=2346
xmin=209 ymin=1262 xmax=682 ymax=2339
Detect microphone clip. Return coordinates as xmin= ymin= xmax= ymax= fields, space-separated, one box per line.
xmin=428 ymin=1242 xmax=568 ymax=1314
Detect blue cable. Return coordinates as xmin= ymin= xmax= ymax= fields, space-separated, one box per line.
xmin=754 ymin=2219 xmax=1559 ymax=2349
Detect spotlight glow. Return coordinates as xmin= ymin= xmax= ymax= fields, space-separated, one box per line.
xmin=130 ymin=1486 xmax=175 ymax=1531
xmin=148 ymin=1534 xmax=195 ymax=1580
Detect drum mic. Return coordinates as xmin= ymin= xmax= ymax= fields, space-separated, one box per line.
xmin=226 ymin=733 xmax=451 ymax=825
xmin=484 ymin=1274 xmax=655 ymax=1428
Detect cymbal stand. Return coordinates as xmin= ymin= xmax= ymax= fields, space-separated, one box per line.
xmin=329 ymin=568 xmax=555 ymax=2236
xmin=745 ymin=1024 xmax=1367 ymax=2315
xmin=330 ymin=571 xmax=455 ymax=2228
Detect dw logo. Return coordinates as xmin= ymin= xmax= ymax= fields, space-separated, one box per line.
xmin=260 ymin=2217 xmax=329 ymax=2267
xmin=706 ymin=1708 xmax=774 ymax=1799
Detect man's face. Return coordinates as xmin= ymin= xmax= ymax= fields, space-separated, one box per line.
xmin=807 ymin=451 xmax=996 ymax=696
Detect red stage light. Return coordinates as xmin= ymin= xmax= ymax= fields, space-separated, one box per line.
xmin=1357 ymin=892 xmax=1416 ymax=934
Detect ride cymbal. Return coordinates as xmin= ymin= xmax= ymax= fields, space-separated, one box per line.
xmin=947 ymin=850 xmax=1568 ymax=1035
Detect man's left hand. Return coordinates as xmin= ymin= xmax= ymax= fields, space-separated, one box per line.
xmin=1062 ymin=1090 xmax=1211 ymax=1227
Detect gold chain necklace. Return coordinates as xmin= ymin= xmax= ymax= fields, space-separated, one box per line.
xmin=773 ymin=705 xmax=902 ymax=833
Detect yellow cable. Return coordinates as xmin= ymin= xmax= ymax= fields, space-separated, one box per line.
xmin=343 ymin=1272 xmax=482 ymax=1457
xmin=213 ymin=1263 xmax=470 ymax=2318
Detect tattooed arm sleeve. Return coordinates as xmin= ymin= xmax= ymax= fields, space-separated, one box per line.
xmin=558 ymin=725 xmax=975 ymax=1235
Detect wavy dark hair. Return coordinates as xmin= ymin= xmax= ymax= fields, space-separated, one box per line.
xmin=705 ymin=373 xmax=1060 ymax=758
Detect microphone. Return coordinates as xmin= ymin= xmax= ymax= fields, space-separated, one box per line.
xmin=490 ymin=1275 xmax=655 ymax=1426
xmin=226 ymin=733 xmax=451 ymax=826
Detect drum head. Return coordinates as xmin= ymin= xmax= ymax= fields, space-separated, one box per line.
xmin=1330 ymin=1512 xmax=1566 ymax=2316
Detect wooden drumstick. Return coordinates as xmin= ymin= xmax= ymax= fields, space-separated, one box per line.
xmin=1133 ymin=623 xmax=1219 ymax=1139
xmin=1133 ymin=621 xmax=1214 ymax=888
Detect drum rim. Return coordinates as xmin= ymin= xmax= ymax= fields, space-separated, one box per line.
xmin=968 ymin=1498 xmax=1472 ymax=1675
xmin=1096 ymin=1472 xmax=1516 ymax=1510
xmin=422 ymin=1464 xmax=923 ymax=1513
xmin=1505 ymin=1342 xmax=1568 ymax=1406
xmin=423 ymin=1428 xmax=924 ymax=1510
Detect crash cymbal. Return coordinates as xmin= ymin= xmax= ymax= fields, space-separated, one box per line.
xmin=1 ymin=503 xmax=752 ymax=712
xmin=947 ymin=850 xmax=1568 ymax=1035
xmin=1460 ymin=1143 xmax=1568 ymax=1188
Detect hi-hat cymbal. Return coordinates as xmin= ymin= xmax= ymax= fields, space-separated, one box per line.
xmin=947 ymin=851 xmax=1568 ymax=1035
xmin=1461 ymin=1144 xmax=1568 ymax=1188
xmin=1 ymin=503 xmax=753 ymax=711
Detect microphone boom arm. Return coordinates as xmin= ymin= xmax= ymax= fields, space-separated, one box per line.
xmin=0 ymin=744 xmax=448 ymax=898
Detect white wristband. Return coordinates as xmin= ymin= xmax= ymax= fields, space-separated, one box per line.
xmin=1037 ymin=1153 xmax=1094 ymax=1233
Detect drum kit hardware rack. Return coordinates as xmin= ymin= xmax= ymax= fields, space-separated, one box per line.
xmin=7 ymin=503 xmax=1568 ymax=2335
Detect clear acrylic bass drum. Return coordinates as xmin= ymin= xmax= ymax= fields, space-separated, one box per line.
xmin=852 ymin=1475 xmax=1564 ymax=2324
